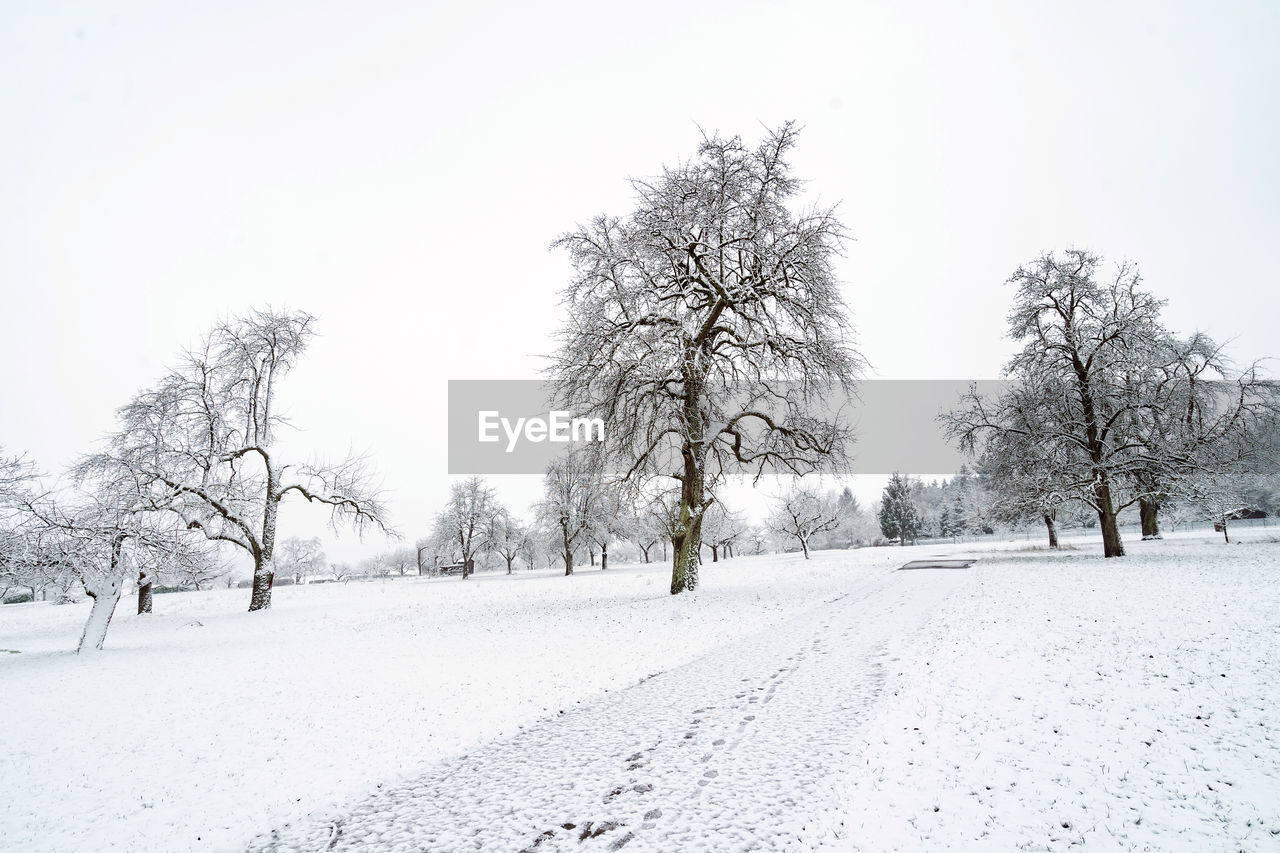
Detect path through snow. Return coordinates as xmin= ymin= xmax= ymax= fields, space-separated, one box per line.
xmin=246 ymin=568 xmax=967 ymax=852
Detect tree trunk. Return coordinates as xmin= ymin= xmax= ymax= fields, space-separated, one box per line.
xmin=136 ymin=569 xmax=153 ymax=614
xmin=639 ymin=542 xmax=651 ymax=563
xmin=1139 ymin=497 xmax=1161 ymax=539
xmin=1043 ymin=511 xmax=1059 ymax=549
xmin=800 ymin=538 xmax=810 ymax=559
xmin=670 ymin=447 xmax=706 ymax=595
xmin=711 ymin=544 xmax=719 ymax=562
xmin=600 ymin=542 xmax=607 ymax=571
xmin=249 ymin=491 xmax=280 ymax=611
xmin=79 ymin=579 xmax=124 ymax=653
xmin=1221 ymin=516 xmax=1230 ymax=543
xmin=79 ymin=535 xmax=127 ymax=653
xmin=560 ymin=523 xmax=574 ymax=575
xmin=1095 ymin=476 xmax=1125 ymax=557
xmin=249 ymin=556 xmax=274 ymax=610
xmin=506 ymin=556 xmax=514 ymax=574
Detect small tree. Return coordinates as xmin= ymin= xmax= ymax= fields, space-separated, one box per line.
xmin=768 ymin=487 xmax=841 ymax=559
xmin=488 ymin=512 xmax=529 ymax=574
xmin=432 ymin=476 xmax=501 ymax=579
xmin=878 ymin=472 xmax=921 ymax=546
xmin=387 ymin=547 xmax=417 ymax=577
xmin=701 ymin=502 xmax=746 ymax=561
xmin=537 ymin=449 xmax=602 ymax=576
xmin=275 ymin=536 xmax=326 ymax=586
xmin=360 ymin=552 xmax=393 ymax=580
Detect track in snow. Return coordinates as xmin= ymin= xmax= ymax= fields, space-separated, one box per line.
xmin=246 ymin=569 xmax=966 ymax=852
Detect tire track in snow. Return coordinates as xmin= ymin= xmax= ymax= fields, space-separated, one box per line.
xmin=246 ymin=568 xmax=967 ymax=852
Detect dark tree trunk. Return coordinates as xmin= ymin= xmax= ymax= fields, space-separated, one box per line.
xmin=1221 ymin=517 xmax=1230 ymax=543
xmin=600 ymin=542 xmax=607 ymax=571
xmin=1139 ymin=497 xmax=1161 ymax=539
xmin=638 ymin=542 xmax=652 ymax=563
xmin=136 ymin=569 xmax=153 ymax=614
xmin=561 ymin=523 xmax=574 ymax=576
xmin=800 ymin=538 xmax=810 ymax=559
xmin=1095 ymin=484 xmax=1125 ymax=557
xmin=1043 ymin=511 xmax=1059 ymax=549
xmin=505 ymin=556 xmax=514 ymax=574
xmin=711 ymin=544 xmax=719 ymax=562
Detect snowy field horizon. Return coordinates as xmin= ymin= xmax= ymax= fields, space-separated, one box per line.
xmin=3 ymin=526 xmax=1278 ymax=852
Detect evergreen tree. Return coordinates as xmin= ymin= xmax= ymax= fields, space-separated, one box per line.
xmin=878 ymin=472 xmax=921 ymax=545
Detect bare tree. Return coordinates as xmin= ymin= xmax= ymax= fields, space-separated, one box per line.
xmin=945 ymin=251 xmax=1168 ymax=557
xmin=550 ymin=123 xmax=862 ymax=594
xmin=26 ymin=470 xmax=208 ymax=652
xmin=701 ymin=501 xmax=746 ymax=562
xmin=536 ymin=448 xmax=601 ymax=576
xmin=768 ymin=486 xmax=841 ymax=559
xmin=488 ymin=512 xmax=529 ymax=575
xmin=0 ymin=450 xmax=48 ymax=603
xmin=588 ymin=484 xmax=630 ymax=571
xmin=1125 ymin=332 xmax=1277 ymax=538
xmin=432 ymin=476 xmax=500 ymax=579
xmin=86 ymin=309 xmax=392 ymax=610
xmin=275 ymin=536 xmax=326 ymax=585
xmin=387 ymin=546 xmax=417 ymax=577
xmin=163 ymin=541 xmax=229 ymax=592
xmin=974 ymin=411 xmax=1075 ymax=549
xmin=360 ymin=552 xmax=393 ymax=580
xmin=944 ymin=251 xmax=1276 ymax=556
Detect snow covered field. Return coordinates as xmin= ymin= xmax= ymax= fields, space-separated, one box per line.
xmin=2 ymin=531 xmax=1278 ymax=852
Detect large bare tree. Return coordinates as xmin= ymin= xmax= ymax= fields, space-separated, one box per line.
xmin=87 ymin=309 xmax=392 ymax=610
xmin=945 ymin=250 xmax=1275 ymax=556
xmin=550 ymin=123 xmax=861 ymax=594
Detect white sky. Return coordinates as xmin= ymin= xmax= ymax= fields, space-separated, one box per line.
xmin=2 ymin=1 xmax=1277 ymax=565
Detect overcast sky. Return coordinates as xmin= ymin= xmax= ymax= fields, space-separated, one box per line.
xmin=2 ymin=1 xmax=1277 ymax=565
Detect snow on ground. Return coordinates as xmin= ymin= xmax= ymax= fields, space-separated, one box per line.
xmin=0 ymin=551 xmax=898 ymax=853
xmin=840 ymin=533 xmax=1280 ymax=851
xmin=3 ymin=529 xmax=1279 ymax=852
xmin=244 ymin=563 xmax=965 ymax=853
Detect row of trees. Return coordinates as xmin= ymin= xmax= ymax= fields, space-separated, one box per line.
xmin=417 ymin=465 xmax=892 ymax=578
xmin=416 ymin=466 xmax=759 ymax=579
xmin=0 ymin=310 xmax=393 ymax=651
